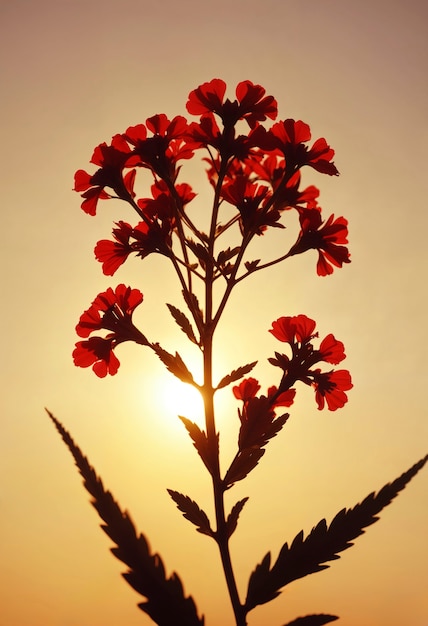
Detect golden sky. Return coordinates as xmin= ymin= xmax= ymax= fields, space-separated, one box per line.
xmin=1 ymin=1 xmax=427 ymax=625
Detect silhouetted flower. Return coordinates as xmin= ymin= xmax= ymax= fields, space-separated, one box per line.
xmin=289 ymin=208 xmax=350 ymax=276
xmin=74 ymin=134 xmax=137 ymax=215
xmin=265 ymin=119 xmax=339 ymax=175
xmin=124 ymin=114 xmax=196 ymax=181
xmin=73 ymin=284 xmax=147 ymax=377
xmin=312 ymin=369 xmax=353 ymax=411
xmin=186 ymin=78 xmax=277 ymax=128
xmin=269 ymin=315 xmax=351 ymax=410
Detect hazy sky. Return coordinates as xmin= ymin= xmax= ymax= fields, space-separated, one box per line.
xmin=1 ymin=1 xmax=428 ymax=625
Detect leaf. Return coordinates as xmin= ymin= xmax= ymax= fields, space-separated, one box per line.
xmin=179 ymin=416 xmax=218 ymax=475
xmin=46 ymin=410 xmax=204 ymax=626
xmin=186 ymin=239 xmax=210 ymax=269
xmin=245 ymin=455 xmax=428 ymax=613
xmin=226 ymin=497 xmax=249 ymax=538
xmin=217 ymin=246 xmax=241 ymax=266
xmin=182 ymin=289 xmax=203 ymax=325
xmin=282 ymin=615 xmax=339 ymax=626
xmin=153 ymin=343 xmax=195 ymax=384
xmin=216 ymin=361 xmax=258 ymax=390
xmin=167 ymin=490 xmax=214 ymax=537
xmin=166 ymin=303 xmax=199 ymax=345
xmin=223 ymin=448 xmax=265 ymax=488
xmin=244 ymin=259 xmax=260 ymax=272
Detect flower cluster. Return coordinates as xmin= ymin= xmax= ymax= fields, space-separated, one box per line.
xmin=268 ymin=314 xmax=352 ymax=410
xmin=73 ymin=78 xmax=349 ymax=284
xmin=72 ymin=79 xmax=352 ymax=410
xmin=73 ymin=284 xmax=147 ymax=377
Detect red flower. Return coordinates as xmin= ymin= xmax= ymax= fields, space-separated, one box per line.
xmin=74 ymin=284 xmax=147 ymax=376
xmin=94 ymin=181 xmax=196 ymax=276
xmin=264 ymin=119 xmax=339 ymax=176
xmin=267 ymin=386 xmax=296 ymax=407
xmin=318 ymin=333 xmax=346 ymax=365
xmin=73 ymin=337 xmax=120 ymax=377
xmin=73 ymin=134 xmax=137 ymax=215
xmin=221 ymin=175 xmax=279 ymax=235
xmin=269 ymin=314 xmax=317 ymax=344
xmin=312 ymin=369 xmax=353 ymax=411
xmin=124 ymin=114 xmax=195 ymax=180
xmin=186 ymin=79 xmax=277 ymax=128
xmin=94 ymin=221 xmax=134 ymax=276
xmin=269 ymin=315 xmax=352 ymax=410
xmin=289 ymin=208 xmax=350 ymax=276
xmin=233 ymin=377 xmax=261 ymax=401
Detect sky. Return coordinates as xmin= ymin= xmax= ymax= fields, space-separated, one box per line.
xmin=1 ymin=0 xmax=428 ymax=625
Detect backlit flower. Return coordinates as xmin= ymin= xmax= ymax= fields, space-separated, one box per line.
xmin=74 ymin=284 xmax=147 ymax=377
xmin=186 ymin=78 xmax=277 ymax=128
xmin=263 ymin=119 xmax=339 ymax=176
xmin=269 ymin=315 xmax=352 ymax=410
xmin=289 ymin=208 xmax=350 ymax=276
xmin=73 ymin=134 xmax=137 ymax=215
xmin=312 ymin=369 xmax=353 ymax=411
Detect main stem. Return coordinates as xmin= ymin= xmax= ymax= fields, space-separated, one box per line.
xmin=202 ymin=333 xmax=246 ymax=626
xmin=203 ymin=160 xmax=247 ymax=623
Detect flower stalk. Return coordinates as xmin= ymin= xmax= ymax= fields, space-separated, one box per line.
xmin=68 ymin=78 xmax=427 ymax=626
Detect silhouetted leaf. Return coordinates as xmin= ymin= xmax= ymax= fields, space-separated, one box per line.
xmin=226 ymin=497 xmax=249 ymax=538
xmin=179 ymin=416 xmax=218 ymax=475
xmin=182 ymin=289 xmax=203 ymax=326
xmin=47 ymin=410 xmax=204 ymax=626
xmin=166 ymin=303 xmax=199 ymax=345
xmin=167 ymin=490 xmax=214 ymax=537
xmin=153 ymin=343 xmax=195 ymax=384
xmin=223 ymin=448 xmax=265 ymax=488
xmin=216 ymin=361 xmax=258 ymax=390
xmin=244 ymin=259 xmax=261 ymax=272
xmin=283 ymin=615 xmax=339 ymax=626
xmin=217 ymin=246 xmax=241 ymax=266
xmin=245 ymin=455 xmax=428 ymax=612
xmin=186 ymin=239 xmax=210 ymax=269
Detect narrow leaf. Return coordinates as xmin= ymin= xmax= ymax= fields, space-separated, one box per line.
xmin=182 ymin=289 xmax=203 ymax=325
xmin=226 ymin=497 xmax=249 ymax=538
xmin=223 ymin=448 xmax=265 ymax=488
xmin=46 ymin=410 xmax=204 ymax=626
xmin=179 ymin=416 xmax=218 ymax=475
xmin=283 ymin=615 xmax=339 ymax=626
xmin=216 ymin=361 xmax=258 ymax=390
xmin=245 ymin=455 xmax=428 ymax=612
xmin=166 ymin=303 xmax=199 ymax=345
xmin=167 ymin=490 xmax=214 ymax=537
xmin=153 ymin=343 xmax=195 ymax=384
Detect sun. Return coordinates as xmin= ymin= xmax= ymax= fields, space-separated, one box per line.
xmin=155 ymin=373 xmax=205 ymax=424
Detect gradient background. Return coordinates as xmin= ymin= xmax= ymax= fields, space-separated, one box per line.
xmin=1 ymin=1 xmax=427 ymax=625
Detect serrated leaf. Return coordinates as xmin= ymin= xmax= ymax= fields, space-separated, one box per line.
xmin=166 ymin=303 xmax=199 ymax=345
xmin=216 ymin=361 xmax=258 ymax=390
xmin=167 ymin=489 xmax=214 ymax=537
xmin=282 ymin=615 xmax=339 ymax=626
xmin=46 ymin=410 xmax=204 ymax=626
xmin=226 ymin=497 xmax=249 ymax=538
xmin=182 ymin=289 xmax=204 ymax=326
xmin=186 ymin=239 xmax=210 ymax=268
xmin=179 ymin=416 xmax=218 ymax=475
xmin=223 ymin=448 xmax=265 ymax=488
xmin=245 ymin=455 xmax=428 ymax=612
xmin=153 ymin=343 xmax=195 ymax=384
xmin=217 ymin=246 xmax=241 ymax=266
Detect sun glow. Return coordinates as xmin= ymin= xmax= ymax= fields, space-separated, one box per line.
xmin=155 ymin=373 xmax=205 ymax=425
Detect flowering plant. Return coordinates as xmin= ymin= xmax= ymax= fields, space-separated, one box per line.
xmin=48 ymin=78 xmax=427 ymax=626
